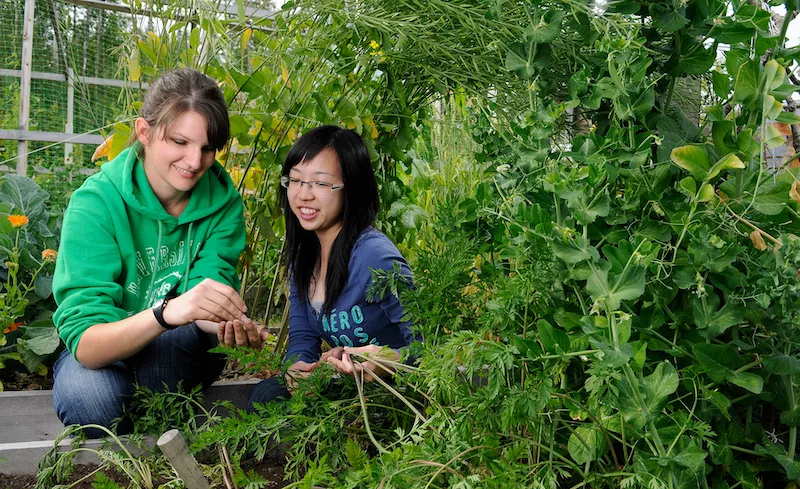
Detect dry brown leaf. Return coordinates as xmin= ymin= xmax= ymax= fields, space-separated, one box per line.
xmin=791 ymin=181 xmax=800 ymax=205
xmin=750 ymin=230 xmax=768 ymax=251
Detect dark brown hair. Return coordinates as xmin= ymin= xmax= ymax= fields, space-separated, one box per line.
xmin=135 ymin=68 xmax=229 ymax=150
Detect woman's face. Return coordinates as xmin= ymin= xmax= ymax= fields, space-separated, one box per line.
xmin=287 ymin=148 xmax=345 ymax=241
xmin=136 ymin=110 xmax=216 ymax=205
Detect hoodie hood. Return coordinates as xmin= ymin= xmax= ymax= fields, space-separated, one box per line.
xmin=101 ymin=145 xmax=241 ymax=224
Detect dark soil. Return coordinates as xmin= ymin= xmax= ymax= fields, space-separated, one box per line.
xmin=0 ymin=370 xmax=53 ymax=391
xmin=0 ymin=359 xmax=271 ymax=392
xmin=0 ymin=458 xmax=287 ymax=489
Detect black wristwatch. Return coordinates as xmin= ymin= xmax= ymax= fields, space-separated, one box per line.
xmin=153 ymin=291 xmax=178 ymax=330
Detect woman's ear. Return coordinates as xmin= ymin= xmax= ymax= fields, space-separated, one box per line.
xmin=134 ymin=117 xmax=151 ymax=146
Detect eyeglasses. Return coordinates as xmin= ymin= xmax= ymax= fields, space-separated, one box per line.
xmin=280 ymin=176 xmax=344 ymax=193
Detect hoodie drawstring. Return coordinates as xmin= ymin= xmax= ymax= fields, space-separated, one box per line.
xmin=182 ymin=222 xmax=194 ymax=293
xmin=147 ymin=221 xmax=163 ymax=304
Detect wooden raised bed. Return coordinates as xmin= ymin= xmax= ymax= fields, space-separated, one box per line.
xmin=0 ymin=380 xmax=260 ymax=475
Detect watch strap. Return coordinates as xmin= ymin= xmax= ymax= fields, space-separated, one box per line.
xmin=153 ymin=291 xmax=178 ymax=330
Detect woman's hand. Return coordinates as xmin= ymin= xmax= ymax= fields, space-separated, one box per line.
xmin=285 ymin=360 xmax=319 ymax=393
xmin=320 ymin=347 xmax=344 ymax=362
xmin=162 ymin=278 xmax=248 ymax=326
xmin=216 ymin=318 xmax=270 ymax=349
xmin=325 ymin=345 xmax=400 ymax=381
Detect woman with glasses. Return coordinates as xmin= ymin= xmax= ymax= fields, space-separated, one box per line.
xmin=248 ymin=125 xmax=415 ymax=409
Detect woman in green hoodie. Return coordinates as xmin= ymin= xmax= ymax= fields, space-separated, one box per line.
xmin=51 ymin=68 xmax=267 ymax=437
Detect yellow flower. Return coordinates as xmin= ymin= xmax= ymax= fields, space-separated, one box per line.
xmin=7 ymin=214 xmax=29 ymax=228
xmin=41 ymin=249 xmax=57 ymax=263
xmin=369 ymin=40 xmax=380 ymax=49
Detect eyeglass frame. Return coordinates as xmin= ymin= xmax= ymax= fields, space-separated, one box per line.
xmin=280 ymin=175 xmax=345 ymax=193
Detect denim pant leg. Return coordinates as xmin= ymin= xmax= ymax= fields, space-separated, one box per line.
xmin=52 ymin=349 xmax=134 ymax=438
xmin=130 ymin=323 xmax=226 ymax=393
xmin=247 ymin=377 xmax=290 ymax=412
xmin=52 ymin=324 xmax=225 ymax=438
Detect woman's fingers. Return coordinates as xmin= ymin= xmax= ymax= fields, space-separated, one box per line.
xmin=162 ymin=279 xmax=247 ymax=325
xmin=197 ymin=285 xmax=247 ymax=322
xmin=216 ymin=321 xmax=226 ymax=345
xmin=320 ymin=347 xmax=344 ymax=362
xmin=243 ymin=319 xmax=267 ymax=349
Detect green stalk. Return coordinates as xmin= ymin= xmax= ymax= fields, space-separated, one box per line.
xmin=787 ymin=345 xmax=797 ymax=459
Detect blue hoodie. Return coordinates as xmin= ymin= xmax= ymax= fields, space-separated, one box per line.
xmin=284 ymin=228 xmax=414 ymax=364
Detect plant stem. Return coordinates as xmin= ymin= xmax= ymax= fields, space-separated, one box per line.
xmin=786 ymin=373 xmax=797 ymax=459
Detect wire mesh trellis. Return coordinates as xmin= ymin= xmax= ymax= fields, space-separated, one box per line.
xmin=0 ymin=0 xmax=144 ymax=204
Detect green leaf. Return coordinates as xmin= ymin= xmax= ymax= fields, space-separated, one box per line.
xmin=675 ymin=440 xmax=708 ymax=472
xmin=16 ymin=340 xmax=44 ymax=374
xmin=128 ymin=49 xmax=140 ymax=82
xmin=707 ymin=153 xmax=745 ymax=180
xmin=570 ymin=192 xmax=611 ymax=225
xmin=777 ymin=112 xmax=800 ymax=124
xmin=229 ymin=115 xmax=250 ymax=137
xmin=650 ymin=4 xmax=689 ymax=31
xmin=586 ymin=264 xmax=645 ymax=312
xmin=754 ymin=181 xmax=791 ymax=215
xmin=34 ymin=274 xmax=53 ymax=299
xmin=736 ymin=4 xmax=772 ymax=32
xmin=763 ymin=124 xmax=786 ymax=149
xmin=770 ymin=450 xmax=800 ymax=482
xmin=764 ymin=354 xmax=800 ymax=375
xmin=0 ymin=175 xmax=50 ymax=223
xmin=345 ymin=438 xmax=368 ymax=469
xmin=764 ymin=95 xmax=783 ymax=120
xmin=781 ymin=408 xmax=800 ymax=427
xmin=21 ymin=321 xmax=60 ymax=356
xmin=537 ymin=319 xmax=570 ymax=354
xmin=524 ymin=10 xmax=565 ymax=43
xmin=568 ymin=425 xmax=608 ymax=464
xmin=726 ymin=371 xmax=763 ymax=394
xmin=670 ymin=145 xmax=710 ymax=181
xmin=552 ymin=236 xmax=599 ymax=264
xmin=678 ymin=176 xmax=697 ymax=197
xmin=692 ymin=297 xmax=744 ymax=338
xmin=693 ymin=343 xmax=739 ymax=383
xmin=715 ymin=24 xmax=756 ymax=44
xmin=732 ymin=59 xmax=760 ymax=106
xmin=505 ymin=45 xmax=535 ymax=79
xmin=712 ymin=71 xmax=731 ymax=99
xmin=235 ymin=0 xmax=245 ymax=20
xmin=92 ymin=472 xmax=123 ymax=489
xmin=674 ymin=49 xmax=715 ymax=76
xmin=697 ymin=183 xmax=715 ymax=202
xmin=763 ymin=59 xmax=785 ymax=92
xmin=643 ymin=361 xmax=679 ymax=413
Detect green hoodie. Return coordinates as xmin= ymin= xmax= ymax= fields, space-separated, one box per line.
xmin=53 ymin=146 xmax=246 ymax=356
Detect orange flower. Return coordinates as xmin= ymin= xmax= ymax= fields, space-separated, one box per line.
xmin=3 ymin=322 xmax=22 ymax=334
xmin=7 ymin=214 xmax=29 ymax=228
xmin=41 ymin=249 xmax=57 ymax=262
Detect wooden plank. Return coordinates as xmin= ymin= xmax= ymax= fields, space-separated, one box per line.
xmin=0 ymin=379 xmax=262 ymax=444
xmin=17 ymin=0 xmax=35 ymax=176
xmin=0 ymin=130 xmax=106 ymax=145
xmin=0 ymin=437 xmax=156 ymax=475
xmin=0 ymin=69 xmax=146 ymax=89
xmin=60 ymin=0 xmax=275 ymax=20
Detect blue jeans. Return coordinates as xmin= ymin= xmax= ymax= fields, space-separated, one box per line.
xmin=247 ymin=377 xmax=291 ymax=412
xmin=52 ymin=324 xmax=225 ymax=438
